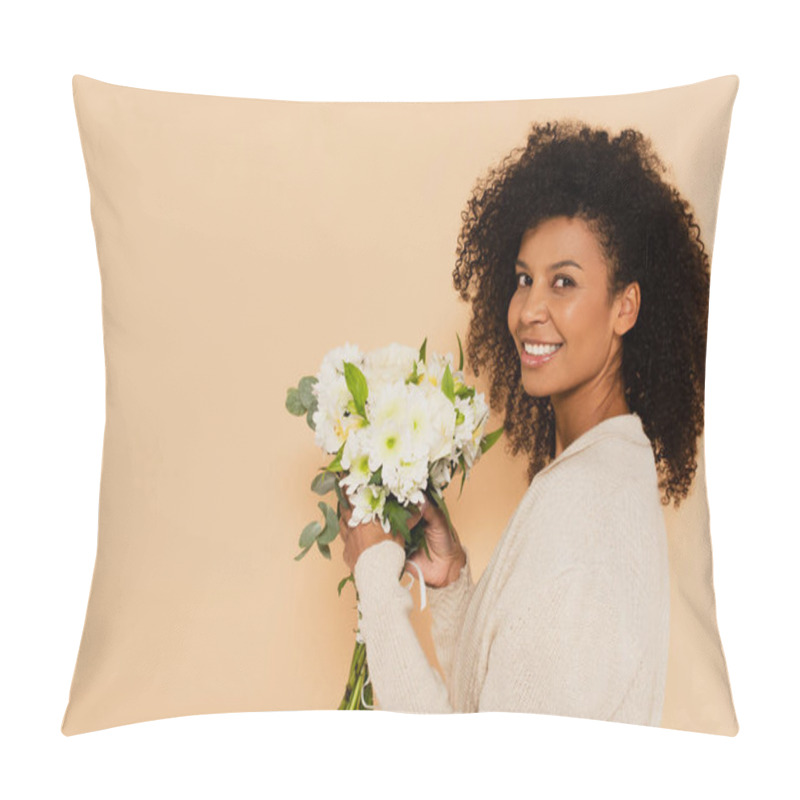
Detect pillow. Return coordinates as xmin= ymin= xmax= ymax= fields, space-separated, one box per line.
xmin=62 ymin=74 xmax=739 ymax=736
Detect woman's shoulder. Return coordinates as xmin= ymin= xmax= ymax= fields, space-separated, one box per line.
xmin=543 ymin=414 xmax=658 ymax=499
xmin=522 ymin=425 xmax=666 ymax=566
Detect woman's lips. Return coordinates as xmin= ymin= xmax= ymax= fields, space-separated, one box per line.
xmin=520 ymin=344 xmax=562 ymax=368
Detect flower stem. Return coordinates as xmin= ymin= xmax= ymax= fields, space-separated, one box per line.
xmin=338 ymin=639 xmax=366 ymax=710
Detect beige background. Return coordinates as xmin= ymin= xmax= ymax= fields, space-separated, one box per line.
xmin=62 ymin=74 xmax=738 ymax=736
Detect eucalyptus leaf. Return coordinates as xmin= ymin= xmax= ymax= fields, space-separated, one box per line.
xmin=337 ymin=574 xmax=354 ymax=597
xmin=311 ymin=470 xmax=337 ymax=495
xmin=298 ymin=376 xmax=318 ymax=408
xmin=305 ymin=406 xmax=317 ymax=431
xmin=317 ymin=541 xmax=332 ymax=560
xmin=299 ymin=520 xmax=323 ymax=548
xmin=317 ymin=501 xmax=340 ymax=545
xmin=333 ymin=480 xmax=347 ymax=509
xmin=285 ymin=388 xmax=306 ymax=416
xmin=294 ymin=543 xmax=314 ymax=561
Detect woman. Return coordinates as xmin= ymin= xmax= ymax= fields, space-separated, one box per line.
xmin=338 ymin=121 xmax=709 ymax=725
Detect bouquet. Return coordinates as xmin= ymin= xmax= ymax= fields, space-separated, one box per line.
xmin=285 ymin=336 xmax=503 ymax=709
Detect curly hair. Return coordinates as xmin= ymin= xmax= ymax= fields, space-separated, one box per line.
xmin=452 ymin=120 xmax=710 ymax=508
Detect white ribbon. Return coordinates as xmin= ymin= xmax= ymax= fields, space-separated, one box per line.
xmin=401 ymin=559 xmax=427 ymax=611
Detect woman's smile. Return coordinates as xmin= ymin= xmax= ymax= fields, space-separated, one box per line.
xmin=520 ymin=341 xmax=563 ymax=367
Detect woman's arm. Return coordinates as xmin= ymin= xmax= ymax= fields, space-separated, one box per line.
xmin=425 ymin=550 xmax=475 ymax=687
xmin=479 ymin=485 xmax=670 ymax=725
xmin=353 ymin=540 xmax=462 ymax=713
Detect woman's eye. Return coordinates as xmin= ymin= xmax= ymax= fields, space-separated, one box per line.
xmin=516 ymin=273 xmax=573 ymax=289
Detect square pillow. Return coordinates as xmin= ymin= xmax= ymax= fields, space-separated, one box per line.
xmin=62 ymin=74 xmax=739 ymax=736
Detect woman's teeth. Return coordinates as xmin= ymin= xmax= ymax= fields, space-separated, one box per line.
xmin=523 ymin=343 xmax=562 ymax=356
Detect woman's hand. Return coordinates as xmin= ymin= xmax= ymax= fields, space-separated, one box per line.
xmin=338 ymin=504 xmax=406 ymax=574
xmin=405 ymin=494 xmax=467 ymax=589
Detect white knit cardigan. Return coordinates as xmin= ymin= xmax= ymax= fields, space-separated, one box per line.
xmin=352 ymin=412 xmax=670 ymax=725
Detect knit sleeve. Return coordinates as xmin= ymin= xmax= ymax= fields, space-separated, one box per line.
xmin=352 ymin=539 xmax=456 ymax=713
xmin=480 ymin=487 xmax=670 ymax=725
xmin=424 ymin=548 xmax=474 ymax=686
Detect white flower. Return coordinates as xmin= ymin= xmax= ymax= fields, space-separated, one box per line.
xmin=365 ymin=381 xmax=414 ymax=472
xmin=403 ymin=383 xmax=444 ymax=460
xmin=317 ymin=342 xmax=364 ymax=386
xmin=418 ymin=350 xmax=455 ymax=391
xmin=340 ymin=428 xmax=372 ymax=494
xmin=362 ymin=343 xmax=418 ymax=386
xmin=382 ymin=457 xmax=429 ymax=506
xmin=461 ymin=391 xmax=490 ymax=470
xmin=312 ymin=373 xmax=361 ymax=453
xmin=430 ymin=457 xmax=454 ymax=491
xmin=348 ymin=484 xmax=391 ymax=533
xmin=420 ymin=383 xmax=457 ymax=462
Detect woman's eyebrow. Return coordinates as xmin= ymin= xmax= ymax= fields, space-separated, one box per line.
xmin=515 ymin=258 xmax=584 ymax=271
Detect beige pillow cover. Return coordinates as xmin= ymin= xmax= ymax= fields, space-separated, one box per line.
xmin=62 ymin=74 xmax=739 ymax=736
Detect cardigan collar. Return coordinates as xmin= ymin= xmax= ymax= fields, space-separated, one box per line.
xmin=533 ymin=412 xmax=650 ymax=484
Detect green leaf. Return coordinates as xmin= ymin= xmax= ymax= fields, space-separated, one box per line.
xmin=456 ymin=332 xmax=464 ymax=372
xmin=419 ymin=337 xmax=428 ymax=365
xmin=305 ymin=406 xmax=316 ymax=430
xmin=455 ymin=408 xmax=465 ymax=426
xmin=317 ymin=541 xmax=332 ymax=560
xmin=405 ymin=359 xmax=419 ymax=385
xmin=298 ymin=376 xmax=318 ymax=408
xmin=311 ymin=470 xmax=337 ymax=495
xmin=455 ymin=384 xmax=475 ymax=399
xmin=458 ymin=455 xmax=467 ymax=499
xmin=429 ymin=488 xmax=454 ymax=537
xmin=343 ymin=361 xmax=368 ymax=418
xmin=317 ymin=501 xmax=340 ymax=545
xmin=480 ymin=425 xmax=504 ymax=454
xmin=294 ymin=543 xmax=314 ymax=561
xmin=384 ymin=498 xmax=412 ymax=542
xmin=441 ymin=364 xmax=455 ymax=403
xmin=337 ymin=574 xmax=354 ymax=597
xmin=299 ymin=520 xmax=323 ymax=548
xmin=368 ymin=466 xmax=383 ymax=486
xmin=285 ymin=388 xmax=306 ymax=416
xmin=325 ymin=443 xmax=345 ymax=472
xmin=420 ymin=536 xmax=432 ymax=561
xmin=333 ymin=480 xmax=347 ymax=509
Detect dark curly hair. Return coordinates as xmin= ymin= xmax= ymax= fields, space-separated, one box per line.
xmin=452 ymin=120 xmax=710 ymax=508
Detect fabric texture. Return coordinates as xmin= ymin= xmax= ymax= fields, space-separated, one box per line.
xmin=354 ymin=413 xmax=670 ymax=724
xmin=62 ymin=74 xmax=739 ymax=736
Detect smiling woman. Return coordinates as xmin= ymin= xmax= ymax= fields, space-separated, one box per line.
xmin=509 ymin=215 xmax=640 ymax=458
xmin=347 ymin=120 xmax=710 ymax=724
xmin=455 ymin=121 xmax=710 ymax=500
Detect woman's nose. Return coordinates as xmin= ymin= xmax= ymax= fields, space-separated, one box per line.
xmin=520 ymin=285 xmax=549 ymax=323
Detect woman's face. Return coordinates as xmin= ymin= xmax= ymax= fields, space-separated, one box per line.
xmin=507 ymin=215 xmax=637 ymax=404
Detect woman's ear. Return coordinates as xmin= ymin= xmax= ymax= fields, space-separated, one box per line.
xmin=615 ymin=281 xmax=641 ymax=336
